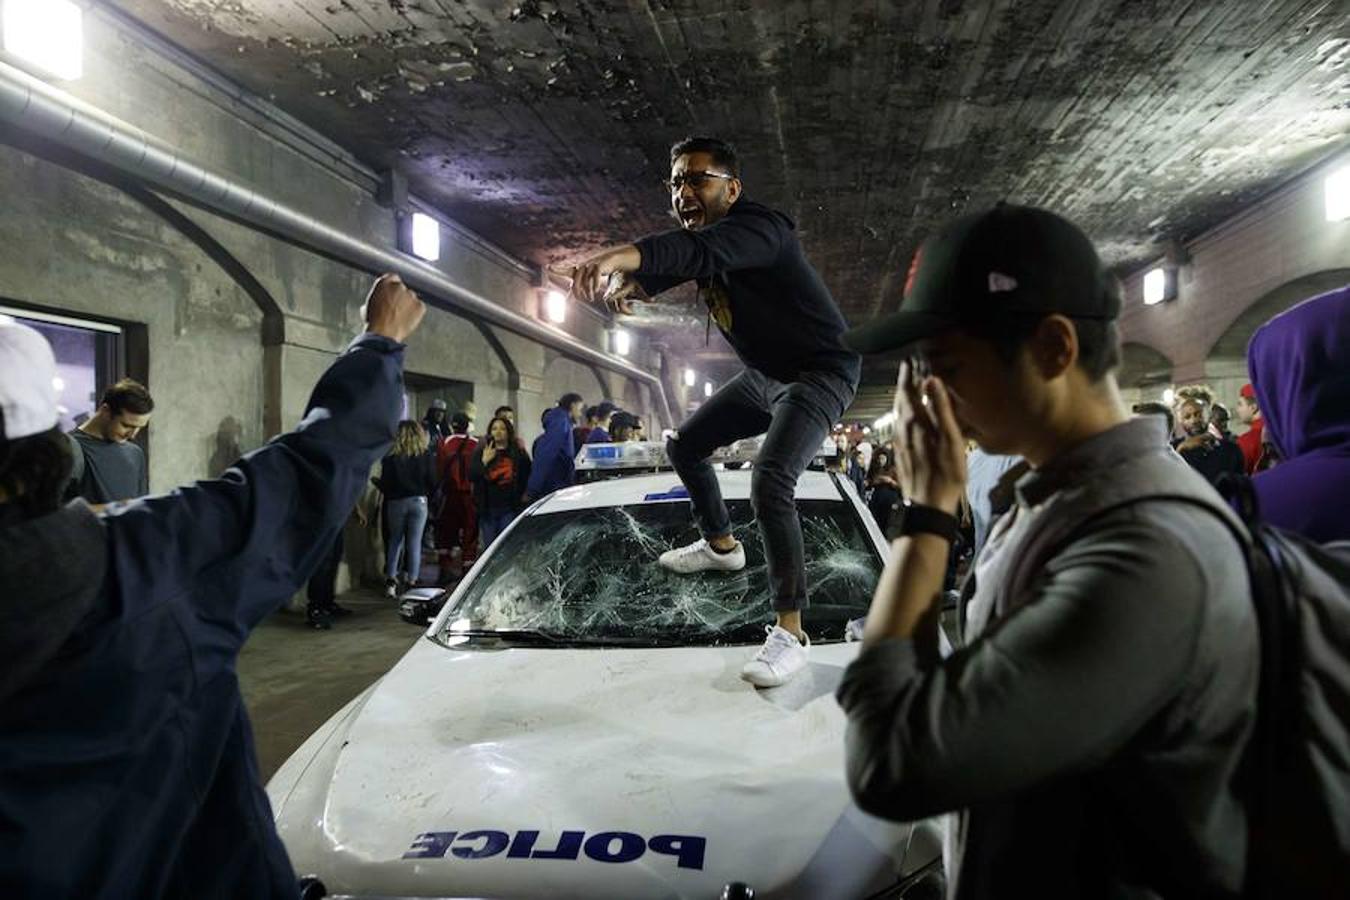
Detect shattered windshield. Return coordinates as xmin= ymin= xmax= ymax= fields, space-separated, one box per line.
xmin=435 ymin=499 xmax=882 ymax=647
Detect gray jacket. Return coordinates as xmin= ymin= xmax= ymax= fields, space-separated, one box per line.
xmin=837 ymin=418 xmax=1258 ymax=899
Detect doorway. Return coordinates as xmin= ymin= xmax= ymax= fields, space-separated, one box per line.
xmin=403 ymin=372 xmax=475 ymax=428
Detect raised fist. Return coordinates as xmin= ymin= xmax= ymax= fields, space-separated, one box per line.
xmin=361 ymin=274 xmax=426 ymax=343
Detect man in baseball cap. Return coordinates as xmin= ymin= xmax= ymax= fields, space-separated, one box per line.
xmin=0 ymin=276 xmax=425 ymax=897
xmin=835 ymin=205 xmax=1257 ymax=898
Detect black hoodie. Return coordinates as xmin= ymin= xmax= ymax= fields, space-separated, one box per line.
xmin=635 ymin=199 xmax=861 ymax=386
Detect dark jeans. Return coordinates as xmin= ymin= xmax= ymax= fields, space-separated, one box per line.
xmin=666 ymin=368 xmax=856 ymax=612
xmin=479 ymin=507 xmax=517 ymax=549
xmin=305 ymin=531 xmax=345 ymax=615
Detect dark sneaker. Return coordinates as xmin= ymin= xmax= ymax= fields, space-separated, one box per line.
xmin=306 ymin=609 xmax=333 ymax=630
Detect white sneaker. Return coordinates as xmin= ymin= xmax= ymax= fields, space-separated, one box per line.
xmin=658 ymin=538 xmax=746 ymax=574
xmin=740 ymin=625 xmax=810 ymax=688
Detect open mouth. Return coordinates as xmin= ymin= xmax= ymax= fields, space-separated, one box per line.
xmin=677 ymin=205 xmax=704 ymax=226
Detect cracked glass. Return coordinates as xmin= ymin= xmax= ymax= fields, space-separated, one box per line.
xmin=435 ymin=499 xmax=882 ymax=647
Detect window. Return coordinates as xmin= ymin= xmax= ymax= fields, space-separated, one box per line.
xmin=0 ymin=304 xmax=125 ymax=432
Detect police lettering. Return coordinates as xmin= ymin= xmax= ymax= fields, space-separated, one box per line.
xmin=403 ymin=828 xmax=706 ymax=870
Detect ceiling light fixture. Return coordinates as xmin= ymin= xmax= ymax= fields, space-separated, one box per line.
xmin=410 ymin=212 xmax=440 ymax=262
xmin=1326 ymin=165 xmax=1350 ymax=223
xmin=543 ymin=290 xmax=566 ymax=324
xmin=2 ymin=0 xmax=83 ymax=81
xmin=1142 ymin=266 xmax=1174 ymax=306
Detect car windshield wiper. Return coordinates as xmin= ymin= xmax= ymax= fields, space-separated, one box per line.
xmin=440 ymin=629 xmax=652 ymax=648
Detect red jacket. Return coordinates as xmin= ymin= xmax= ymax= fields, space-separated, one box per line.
xmin=1235 ymin=417 xmax=1264 ymax=474
xmin=436 ymin=433 xmax=479 ymax=494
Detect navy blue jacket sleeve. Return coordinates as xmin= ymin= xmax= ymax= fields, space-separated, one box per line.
xmin=103 ymin=333 xmax=403 ymax=642
xmin=634 ymin=204 xmax=788 ymax=281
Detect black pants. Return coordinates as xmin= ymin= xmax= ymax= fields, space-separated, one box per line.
xmin=305 ymin=531 xmax=345 ymax=616
xmin=666 ymin=368 xmax=855 ymax=612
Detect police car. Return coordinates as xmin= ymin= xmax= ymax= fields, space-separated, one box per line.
xmin=267 ymin=440 xmax=944 ymax=899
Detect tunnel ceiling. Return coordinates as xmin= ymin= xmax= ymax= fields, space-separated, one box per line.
xmin=108 ymin=0 xmax=1350 ymax=418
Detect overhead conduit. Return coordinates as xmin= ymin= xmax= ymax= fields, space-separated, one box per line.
xmin=0 ymin=60 xmax=674 ymax=427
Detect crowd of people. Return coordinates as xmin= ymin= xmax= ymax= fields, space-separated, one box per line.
xmin=39 ymin=366 xmax=645 ymax=632
xmin=2 ymin=129 xmax=1347 ymax=900
xmin=308 ymin=393 xmax=650 ymax=629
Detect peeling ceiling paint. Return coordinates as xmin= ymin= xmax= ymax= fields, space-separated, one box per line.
xmin=109 ymin=0 xmax=1350 ymax=411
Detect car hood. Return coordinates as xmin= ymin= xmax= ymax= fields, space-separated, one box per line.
xmin=268 ymin=636 xmax=930 ymax=899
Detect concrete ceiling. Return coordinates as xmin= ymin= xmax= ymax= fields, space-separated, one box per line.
xmin=107 ymin=0 xmax=1350 ymax=419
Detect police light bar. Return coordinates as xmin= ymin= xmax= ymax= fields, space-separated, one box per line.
xmin=575 ymin=436 xmax=838 ymax=471
xmin=575 ymin=441 xmax=669 ymax=470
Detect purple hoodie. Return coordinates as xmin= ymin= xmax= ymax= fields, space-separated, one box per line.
xmin=1248 ymin=283 xmax=1350 ymax=542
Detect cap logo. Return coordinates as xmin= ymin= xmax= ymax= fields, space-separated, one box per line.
xmin=988 ymin=271 xmax=1018 ymax=293
xmin=903 ymin=247 xmax=924 ymax=299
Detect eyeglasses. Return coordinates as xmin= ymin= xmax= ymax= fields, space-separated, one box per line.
xmin=664 ymin=171 xmax=735 ymax=193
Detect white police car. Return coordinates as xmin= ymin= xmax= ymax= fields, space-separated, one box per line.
xmin=267 ymin=442 xmax=943 ymax=899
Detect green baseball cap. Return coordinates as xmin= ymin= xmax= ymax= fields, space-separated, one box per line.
xmin=845 ymin=203 xmax=1121 ymax=353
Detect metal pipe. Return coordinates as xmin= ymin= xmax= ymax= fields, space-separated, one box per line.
xmin=0 ymin=60 xmax=675 ymax=427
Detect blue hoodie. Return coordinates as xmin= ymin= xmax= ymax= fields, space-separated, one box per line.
xmin=1249 ymin=283 xmax=1350 ymax=542
xmin=526 ymin=406 xmax=576 ymax=498
xmin=0 ymin=333 xmax=403 ymax=898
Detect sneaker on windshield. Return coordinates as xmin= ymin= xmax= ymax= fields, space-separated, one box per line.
xmin=658 ymin=538 xmax=746 ymax=574
xmin=740 ymin=624 xmax=810 ymax=688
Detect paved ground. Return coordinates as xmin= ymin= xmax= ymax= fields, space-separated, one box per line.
xmin=238 ymin=587 xmax=425 ymax=781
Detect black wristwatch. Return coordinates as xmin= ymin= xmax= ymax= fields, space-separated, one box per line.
xmin=896 ymin=499 xmax=960 ymax=542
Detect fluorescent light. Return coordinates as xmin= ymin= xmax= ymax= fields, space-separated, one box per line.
xmin=1143 ymin=267 xmax=1166 ymax=305
xmin=1162 ymin=388 xmax=1176 ymax=405
xmin=1327 ymin=165 xmax=1350 ymax=223
xmin=544 ymin=290 xmax=566 ymax=324
xmin=2 ymin=0 xmax=83 ymax=81
xmin=874 ymin=411 xmax=895 ymax=430
xmin=410 ymin=212 xmax=440 ymax=261
xmin=612 ymin=328 xmax=630 ymax=356
xmin=703 ymin=381 xmax=713 ymax=398
xmin=683 ymin=368 xmax=696 ymax=387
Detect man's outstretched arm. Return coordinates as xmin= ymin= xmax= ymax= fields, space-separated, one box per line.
xmin=103 ymin=275 xmax=425 ymax=639
xmin=560 ymin=206 xmax=788 ymax=309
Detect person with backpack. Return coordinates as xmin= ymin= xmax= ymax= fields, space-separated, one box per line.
xmin=433 ymin=411 xmax=479 ymax=580
xmin=1247 ymin=283 xmax=1350 ymax=543
xmin=837 ymin=205 xmax=1260 ymax=898
xmin=469 ymin=414 xmax=532 ymax=548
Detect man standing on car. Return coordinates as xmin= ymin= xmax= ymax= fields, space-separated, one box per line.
xmin=0 ymin=274 xmax=424 ymax=898
xmin=836 ymin=205 xmax=1257 ymax=898
xmin=561 ymin=136 xmax=861 ymax=687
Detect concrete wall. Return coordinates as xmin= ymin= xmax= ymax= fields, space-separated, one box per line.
xmin=0 ymin=148 xmax=265 ymax=493
xmin=0 ymin=10 xmax=657 ymax=594
xmin=1117 ymin=151 xmax=1350 ymax=409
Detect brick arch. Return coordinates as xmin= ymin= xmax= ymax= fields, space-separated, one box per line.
xmin=1209 ymin=269 xmax=1350 ymax=360
xmin=1117 ymin=341 xmax=1174 ymax=389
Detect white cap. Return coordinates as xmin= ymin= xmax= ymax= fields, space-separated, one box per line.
xmin=0 ymin=318 xmax=59 ymax=441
